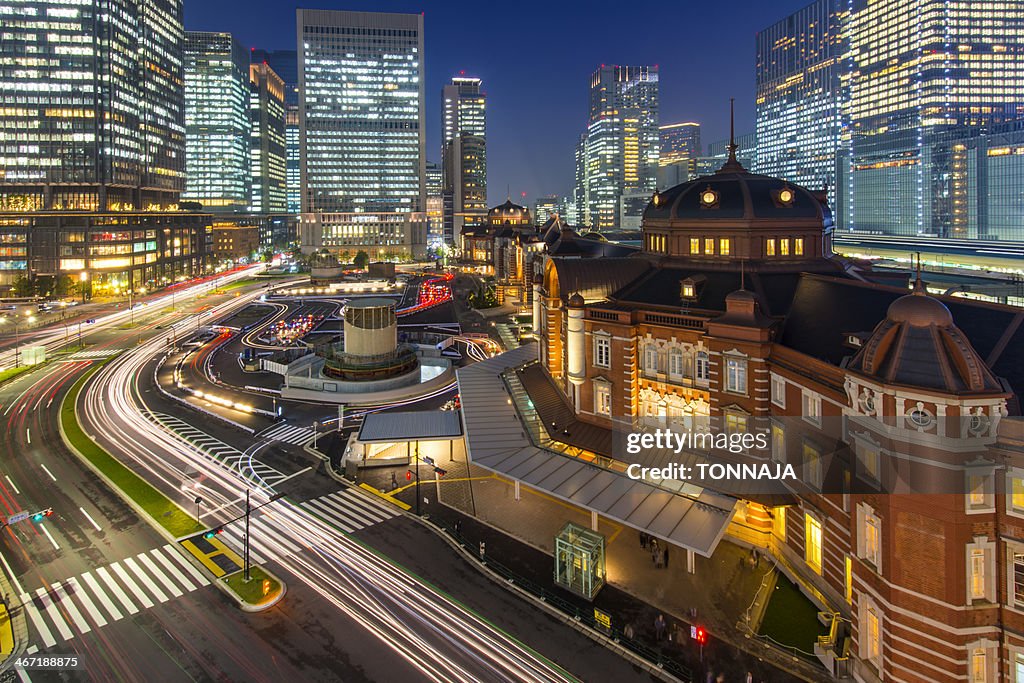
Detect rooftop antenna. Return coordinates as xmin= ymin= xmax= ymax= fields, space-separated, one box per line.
xmin=914 ymin=251 xmax=924 ymax=291
xmin=718 ymin=98 xmax=745 ymax=173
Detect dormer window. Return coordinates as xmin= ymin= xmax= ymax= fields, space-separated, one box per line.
xmin=780 ymin=238 xmax=790 ymax=256
xmin=689 ymin=237 xmax=700 ymax=254
xmin=794 ymin=238 xmax=804 ymax=256
xmin=766 ymin=238 xmax=776 ymax=256
xmin=682 ymin=282 xmax=696 ymax=298
xmin=719 ymin=238 xmax=731 ymax=256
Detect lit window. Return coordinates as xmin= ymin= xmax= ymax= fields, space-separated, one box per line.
xmin=804 ymin=442 xmax=822 ymax=489
xmin=859 ymin=504 xmax=881 ymax=569
xmin=970 ymin=547 xmax=987 ymax=601
xmin=857 ymin=441 xmax=880 ymax=482
xmin=689 ymin=237 xmax=700 ymax=254
xmin=704 ymin=238 xmax=714 ymax=255
xmin=794 ymin=238 xmax=804 ymax=256
xmin=845 ymin=556 xmax=853 ymax=604
xmin=771 ymin=423 xmax=786 ymax=463
xmin=971 ymin=648 xmax=988 ymax=683
xmin=805 ymin=513 xmax=822 ymax=574
xmin=1011 ymin=474 xmax=1024 ymax=513
xmin=725 ymin=412 xmax=747 ymax=435
xmin=725 ymin=357 xmax=747 ymax=394
xmin=864 ymin=605 xmax=881 ymax=664
xmin=780 ymin=238 xmax=790 ymax=256
xmin=772 ymin=506 xmax=786 ymax=540
xmin=766 ymin=238 xmax=776 ymax=256
xmin=719 ymin=238 xmax=731 ymax=256
xmin=594 ymin=382 xmax=611 ymax=416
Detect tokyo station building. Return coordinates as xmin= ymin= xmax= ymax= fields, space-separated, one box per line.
xmin=458 ymin=148 xmax=1024 ymax=682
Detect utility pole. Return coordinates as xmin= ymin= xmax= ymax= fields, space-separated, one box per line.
xmin=414 ymin=441 xmax=421 ymax=516
xmin=244 ymin=489 xmax=251 ymax=581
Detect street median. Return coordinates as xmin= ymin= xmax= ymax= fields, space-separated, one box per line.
xmin=59 ymin=361 xmax=284 ymax=610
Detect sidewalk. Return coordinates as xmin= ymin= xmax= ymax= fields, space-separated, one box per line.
xmin=354 ymin=458 xmax=826 ymax=683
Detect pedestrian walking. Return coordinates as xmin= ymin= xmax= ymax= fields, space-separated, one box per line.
xmin=706 ymin=671 xmax=714 ymax=683
xmin=623 ymin=622 xmax=635 ymax=640
xmin=655 ymin=613 xmax=666 ymax=641
xmin=391 ymin=471 xmax=398 ymax=490
xmin=640 ymin=531 xmax=648 ymax=549
xmin=664 ymin=546 xmax=670 ymax=568
xmin=746 ymin=672 xmax=753 ymax=683
xmin=454 ymin=519 xmax=462 ymax=537
xmin=479 ymin=540 xmax=486 ymax=560
xmin=656 ymin=548 xmax=665 ymax=568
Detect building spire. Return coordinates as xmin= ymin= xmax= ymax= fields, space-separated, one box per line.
xmin=913 ymin=252 xmax=925 ymax=293
xmin=717 ymin=98 xmax=747 ymax=174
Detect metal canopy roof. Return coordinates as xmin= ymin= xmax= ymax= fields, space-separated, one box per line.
xmin=358 ymin=410 xmax=463 ymax=443
xmin=457 ymin=344 xmax=737 ymax=558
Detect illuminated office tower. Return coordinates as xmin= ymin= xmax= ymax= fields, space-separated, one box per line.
xmin=0 ymin=0 xmax=209 ymax=291
xmin=297 ymin=9 xmax=426 ymax=259
xmin=575 ymin=65 xmax=659 ymax=230
xmin=848 ymin=0 xmax=1024 ymax=237
xmin=755 ymin=0 xmax=847 ymax=212
xmin=659 ymin=122 xmax=701 ymax=165
xmin=441 ymin=76 xmax=487 ymax=245
xmin=532 ymin=195 xmax=562 ymax=226
xmin=0 ymin=0 xmax=185 ymax=212
xmin=184 ymin=32 xmax=252 ymax=212
xmin=425 ymin=161 xmax=444 ymax=244
xmin=249 ymin=63 xmax=288 ymax=214
xmin=252 ymin=49 xmax=301 ymax=214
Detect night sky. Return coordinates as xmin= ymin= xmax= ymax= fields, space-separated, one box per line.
xmin=185 ymin=0 xmax=812 ymax=205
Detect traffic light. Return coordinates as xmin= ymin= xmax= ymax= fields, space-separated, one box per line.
xmin=695 ymin=627 xmax=707 ymax=645
xmin=203 ymin=527 xmax=223 ymax=540
xmin=405 ymin=470 xmax=413 ymax=481
xmin=262 ymin=579 xmax=271 ymax=596
xmin=433 ymin=467 xmax=447 ymax=477
xmin=32 ymin=509 xmax=53 ymax=522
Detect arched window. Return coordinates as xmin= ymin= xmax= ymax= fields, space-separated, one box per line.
xmin=644 ymin=344 xmax=659 ymax=375
xmin=669 ymin=349 xmax=683 ymax=377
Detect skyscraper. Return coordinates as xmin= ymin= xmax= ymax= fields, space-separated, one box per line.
xmin=184 ymin=32 xmax=252 ymax=212
xmin=0 ymin=0 xmax=209 ymax=292
xmin=755 ymin=0 xmax=847 ymax=211
xmin=659 ymin=122 xmax=702 ymax=165
xmin=425 ymin=161 xmax=444 ymax=244
xmin=249 ymin=63 xmax=288 ymax=214
xmin=575 ymin=65 xmax=659 ymax=230
xmin=0 ymin=0 xmax=185 ymax=212
xmin=441 ymin=76 xmax=487 ymax=245
xmin=251 ymin=49 xmax=301 ymax=214
xmin=297 ymin=9 xmax=426 ymax=259
xmin=532 ymin=195 xmax=563 ymax=226
xmin=847 ymin=0 xmax=1024 ymax=236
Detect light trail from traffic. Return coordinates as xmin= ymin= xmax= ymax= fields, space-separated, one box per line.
xmin=77 ymin=287 xmax=581 ymax=683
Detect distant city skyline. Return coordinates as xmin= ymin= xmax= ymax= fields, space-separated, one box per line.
xmin=184 ymin=0 xmax=813 ymax=204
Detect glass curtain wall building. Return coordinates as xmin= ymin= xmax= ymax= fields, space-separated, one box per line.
xmin=425 ymin=160 xmax=444 ymax=244
xmin=575 ymin=65 xmax=659 ymax=230
xmin=847 ymin=0 xmax=1024 ymax=236
xmin=755 ymin=0 xmax=848 ymax=212
xmin=297 ymin=9 xmax=426 ymax=259
xmin=0 ymin=0 xmax=209 ymax=291
xmin=249 ymin=63 xmax=288 ymax=214
xmin=441 ymin=76 xmax=487 ymax=245
xmin=251 ymin=49 xmax=301 ymax=214
xmin=659 ymin=122 xmax=701 ymax=165
xmin=184 ymin=32 xmax=252 ymax=212
xmin=0 ymin=0 xmax=185 ymax=212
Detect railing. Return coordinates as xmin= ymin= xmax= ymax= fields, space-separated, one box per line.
xmin=435 ymin=520 xmax=693 ymax=682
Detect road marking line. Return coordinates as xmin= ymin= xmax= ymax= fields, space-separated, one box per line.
xmin=326 ymin=492 xmax=391 ymax=523
xmin=109 ymin=561 xmax=154 ymax=609
xmin=79 ymin=571 xmax=123 ymax=622
xmin=160 ymin=546 xmax=210 ymax=587
xmin=148 ymin=548 xmax=196 ymax=593
xmin=50 ymin=583 xmax=90 ymax=635
xmin=20 ymin=595 xmax=55 ymax=648
xmin=218 ymin=527 xmax=267 ymax=564
xmin=311 ymin=495 xmax=374 ymax=526
xmin=5 ymin=475 xmax=19 ymax=495
xmin=252 ymin=517 xmax=303 ymax=554
xmin=34 ymin=588 xmax=74 ymax=641
xmin=94 ymin=566 xmax=139 ymax=616
xmin=25 ymin=428 xmax=30 ymax=445
xmin=127 ymin=554 xmax=173 ymax=602
xmin=39 ymin=524 xmax=60 ymax=550
xmin=79 ymin=507 xmax=101 ymax=532
xmin=338 ymin=489 xmax=397 ymax=519
xmin=39 ymin=464 xmax=56 ymax=482
xmin=303 ymin=499 xmax=358 ymax=533
xmin=64 ymin=577 xmax=106 ymax=629
xmin=180 ymin=540 xmax=227 ymax=578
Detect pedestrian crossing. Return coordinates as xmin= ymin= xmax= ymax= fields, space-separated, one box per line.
xmin=19 ymin=544 xmax=210 ymax=652
xmin=219 ymin=489 xmax=399 ymax=564
xmin=66 ymin=348 xmax=122 ymax=360
xmin=258 ymin=421 xmax=316 ymax=446
xmin=143 ymin=411 xmax=289 ymax=488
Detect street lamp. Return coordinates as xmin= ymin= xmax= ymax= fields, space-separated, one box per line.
xmin=79 ymin=271 xmax=88 ymax=304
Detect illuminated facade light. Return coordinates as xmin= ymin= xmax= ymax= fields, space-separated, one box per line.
xmin=441 ymin=76 xmax=487 ymax=245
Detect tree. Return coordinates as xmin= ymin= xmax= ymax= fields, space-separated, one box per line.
xmin=353 ymin=250 xmax=369 ymax=269
xmin=340 ymin=250 xmax=352 ymax=265
xmin=13 ymin=277 xmax=34 ymax=298
xmin=54 ymin=274 xmax=76 ymax=297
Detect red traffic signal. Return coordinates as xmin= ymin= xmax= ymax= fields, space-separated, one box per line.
xmin=405 ymin=470 xmax=413 ymax=481
xmin=695 ymin=627 xmax=707 ymax=645
xmin=433 ymin=467 xmax=447 ymax=477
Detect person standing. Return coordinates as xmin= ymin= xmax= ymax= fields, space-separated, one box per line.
xmin=654 ymin=613 xmax=666 ymax=641
xmin=664 ymin=546 xmax=670 ymax=568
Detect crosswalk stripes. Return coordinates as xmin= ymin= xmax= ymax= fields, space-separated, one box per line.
xmin=20 ymin=544 xmax=210 ymax=651
xmin=258 ymin=421 xmax=316 ymax=445
xmin=67 ymin=348 xmax=122 ymax=360
xmin=213 ymin=488 xmax=399 ymax=565
xmin=142 ymin=411 xmax=290 ymax=488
